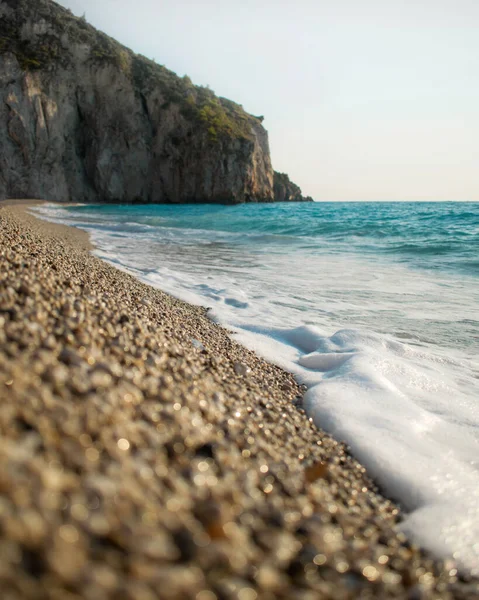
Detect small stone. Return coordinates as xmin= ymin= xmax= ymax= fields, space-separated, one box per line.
xmin=117 ymin=438 xmax=130 ymax=451
xmin=59 ymin=347 xmax=83 ymax=366
xmin=234 ymin=362 xmax=250 ymax=377
xmin=43 ymin=334 xmax=57 ymax=349
xmin=304 ymin=461 xmax=329 ymax=483
xmin=191 ymin=338 xmax=205 ymax=351
xmin=18 ymin=281 xmax=31 ymax=295
xmin=90 ymin=370 xmax=113 ymax=389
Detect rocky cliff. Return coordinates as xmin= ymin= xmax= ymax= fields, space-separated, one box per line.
xmin=0 ymin=0 xmax=309 ymax=204
xmin=274 ymin=171 xmax=313 ymax=202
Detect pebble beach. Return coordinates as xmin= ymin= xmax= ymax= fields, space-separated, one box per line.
xmin=0 ymin=202 xmax=477 ymax=600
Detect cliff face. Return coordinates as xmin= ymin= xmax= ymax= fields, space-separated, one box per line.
xmin=274 ymin=172 xmax=313 ymax=203
xmin=0 ymin=0 xmax=309 ymax=204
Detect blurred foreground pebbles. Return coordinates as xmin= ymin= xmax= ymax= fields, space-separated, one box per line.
xmin=0 ymin=204 xmax=477 ymax=599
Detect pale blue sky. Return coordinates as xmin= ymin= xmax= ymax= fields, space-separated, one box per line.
xmin=57 ymin=0 xmax=479 ymax=200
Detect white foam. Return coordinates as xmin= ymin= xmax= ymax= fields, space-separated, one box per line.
xmin=231 ymin=324 xmax=479 ymax=572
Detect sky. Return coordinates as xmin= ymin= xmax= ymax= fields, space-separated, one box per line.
xmin=56 ymin=0 xmax=479 ymax=201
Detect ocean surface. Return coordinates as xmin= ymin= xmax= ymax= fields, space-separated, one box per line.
xmin=35 ymin=201 xmax=479 ymax=573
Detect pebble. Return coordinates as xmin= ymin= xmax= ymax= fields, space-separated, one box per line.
xmin=233 ymin=362 xmax=250 ymax=377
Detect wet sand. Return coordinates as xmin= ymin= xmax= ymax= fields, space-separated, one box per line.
xmin=0 ymin=201 xmax=477 ymax=599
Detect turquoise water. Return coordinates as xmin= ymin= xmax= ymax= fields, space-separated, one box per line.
xmin=43 ymin=201 xmax=479 ymax=349
xmin=36 ymin=201 xmax=479 ymax=572
xmin=57 ymin=201 xmax=479 ymax=275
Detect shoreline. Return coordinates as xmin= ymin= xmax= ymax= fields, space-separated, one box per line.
xmin=0 ymin=201 xmax=476 ymax=598
xmin=1 ymin=199 xmax=93 ymax=251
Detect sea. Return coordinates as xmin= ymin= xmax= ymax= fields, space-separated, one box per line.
xmin=34 ymin=201 xmax=479 ymax=574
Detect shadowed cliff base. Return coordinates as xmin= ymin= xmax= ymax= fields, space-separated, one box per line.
xmin=0 ymin=0 xmax=310 ymax=204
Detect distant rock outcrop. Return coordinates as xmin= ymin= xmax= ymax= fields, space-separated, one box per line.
xmin=0 ymin=0 xmax=309 ymax=204
xmin=274 ymin=172 xmax=313 ymax=202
